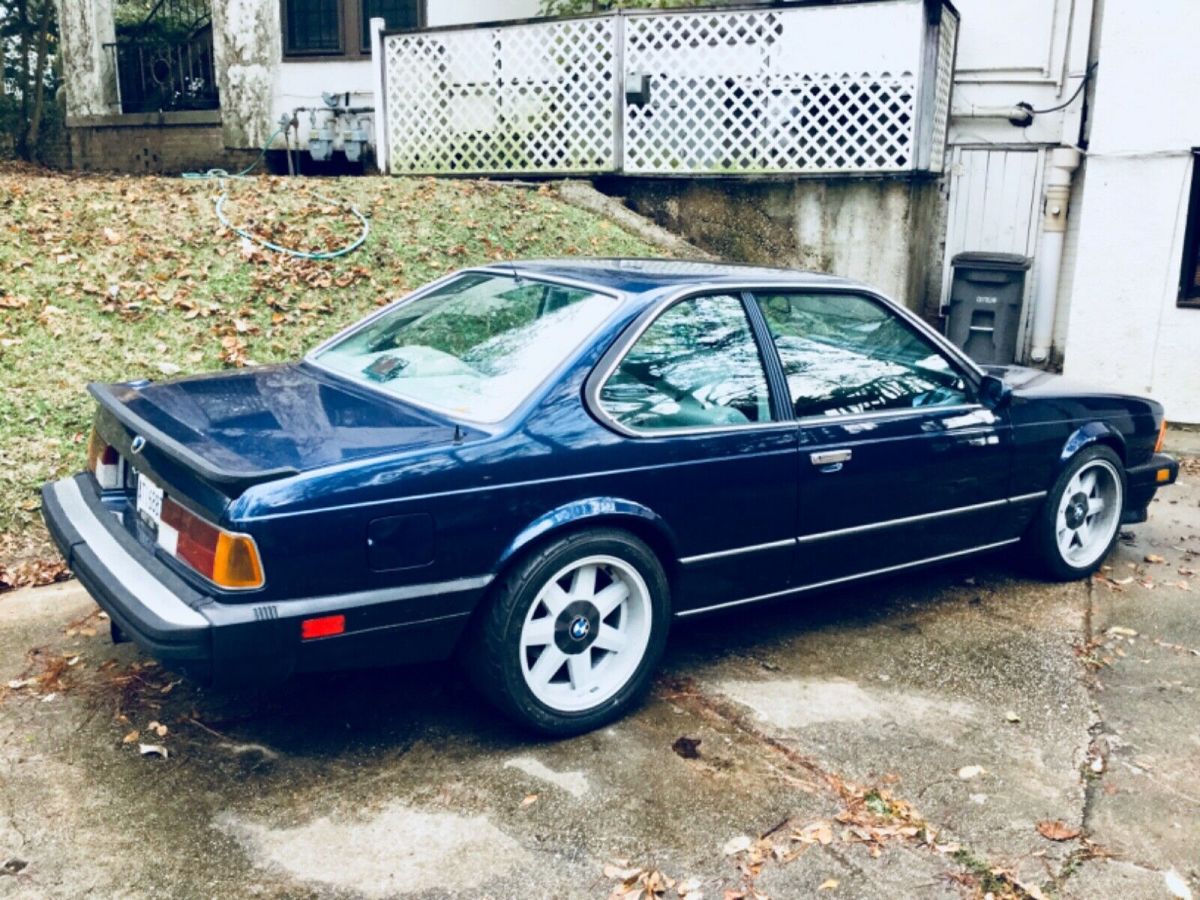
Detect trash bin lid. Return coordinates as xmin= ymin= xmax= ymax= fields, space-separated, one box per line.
xmin=951 ymin=251 xmax=1032 ymax=271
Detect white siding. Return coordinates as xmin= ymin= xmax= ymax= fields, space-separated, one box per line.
xmin=1062 ymin=0 xmax=1200 ymax=422
xmin=940 ymin=147 xmax=1044 ymax=359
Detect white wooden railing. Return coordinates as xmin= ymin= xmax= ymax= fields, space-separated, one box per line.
xmin=380 ymin=0 xmax=958 ymax=177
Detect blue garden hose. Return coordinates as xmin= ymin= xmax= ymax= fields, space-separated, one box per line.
xmin=182 ymin=126 xmax=370 ymax=261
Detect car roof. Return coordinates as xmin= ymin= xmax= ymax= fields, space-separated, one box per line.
xmin=482 ymin=258 xmax=862 ymax=297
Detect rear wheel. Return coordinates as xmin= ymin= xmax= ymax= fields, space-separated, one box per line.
xmin=464 ymin=529 xmax=670 ymax=736
xmin=1028 ymin=445 xmax=1125 ymax=580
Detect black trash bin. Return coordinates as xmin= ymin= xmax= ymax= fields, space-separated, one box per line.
xmin=945 ymin=252 xmax=1031 ymax=365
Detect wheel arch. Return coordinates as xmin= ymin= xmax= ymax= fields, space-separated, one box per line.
xmin=493 ymin=497 xmax=681 ymax=589
xmin=1057 ymin=421 xmax=1127 ymax=475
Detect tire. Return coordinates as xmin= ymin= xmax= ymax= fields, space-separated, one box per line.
xmin=463 ymin=528 xmax=670 ymax=737
xmin=1027 ymin=445 xmax=1126 ymax=581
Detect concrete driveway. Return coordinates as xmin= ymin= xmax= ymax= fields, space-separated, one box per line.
xmin=1 ymin=469 xmax=1197 ymax=899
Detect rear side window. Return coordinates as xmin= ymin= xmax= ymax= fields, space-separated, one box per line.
xmin=753 ymin=292 xmax=970 ymax=418
xmin=598 ymin=294 xmax=774 ymax=432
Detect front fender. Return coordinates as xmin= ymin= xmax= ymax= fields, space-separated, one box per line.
xmin=1058 ymin=421 xmax=1127 ymax=473
xmin=495 ymin=497 xmax=679 ymax=572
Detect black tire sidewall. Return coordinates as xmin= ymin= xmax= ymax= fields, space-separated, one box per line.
xmin=481 ymin=529 xmax=670 ymax=737
xmin=1033 ymin=445 xmax=1126 ymax=580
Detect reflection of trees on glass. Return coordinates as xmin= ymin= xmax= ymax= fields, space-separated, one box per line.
xmin=314 ymin=275 xmax=614 ymax=422
xmin=600 ymin=294 xmax=773 ymax=430
xmin=756 ymin=293 xmax=968 ymax=418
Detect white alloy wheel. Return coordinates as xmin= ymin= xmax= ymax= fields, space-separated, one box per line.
xmin=1055 ymin=458 xmax=1123 ymax=569
xmin=518 ymin=554 xmax=653 ymax=713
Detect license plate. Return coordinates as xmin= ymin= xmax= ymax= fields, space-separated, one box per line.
xmin=136 ymin=473 xmax=164 ymax=527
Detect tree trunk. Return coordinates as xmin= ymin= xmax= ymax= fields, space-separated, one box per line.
xmin=25 ymin=1 xmax=53 ymax=156
xmin=15 ymin=0 xmax=31 ymax=157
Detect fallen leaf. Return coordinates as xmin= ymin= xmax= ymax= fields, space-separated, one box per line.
xmin=1144 ymin=554 xmax=1166 ymax=564
xmin=1035 ymin=820 xmax=1080 ymax=841
xmin=1004 ymin=710 xmax=1020 ymax=723
xmin=122 ymin=730 xmax=140 ymax=744
xmin=102 ymin=226 xmax=122 ymax=245
xmin=1106 ymin=626 xmax=1138 ymax=637
xmin=818 ymin=879 xmax=839 ymax=891
xmin=957 ymin=765 xmax=985 ymax=780
xmin=672 ymin=736 xmax=702 ymax=760
xmin=520 ymin=793 xmax=538 ymax=808
xmin=148 ymin=720 xmax=168 ymax=737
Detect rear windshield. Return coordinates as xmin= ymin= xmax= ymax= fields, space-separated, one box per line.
xmin=311 ymin=273 xmax=616 ymax=423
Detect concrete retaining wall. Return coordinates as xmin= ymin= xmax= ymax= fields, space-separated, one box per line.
xmin=597 ymin=175 xmax=946 ymax=316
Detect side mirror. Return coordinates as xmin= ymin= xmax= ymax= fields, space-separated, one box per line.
xmin=979 ymin=373 xmax=1013 ymax=410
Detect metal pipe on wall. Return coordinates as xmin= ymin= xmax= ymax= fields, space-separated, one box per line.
xmin=1030 ymin=146 xmax=1082 ymax=363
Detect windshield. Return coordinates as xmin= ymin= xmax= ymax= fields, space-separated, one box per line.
xmin=312 ymin=273 xmax=616 ymax=423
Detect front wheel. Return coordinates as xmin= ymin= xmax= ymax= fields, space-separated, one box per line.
xmin=1028 ymin=445 xmax=1126 ymax=580
xmin=464 ymin=529 xmax=670 ymax=736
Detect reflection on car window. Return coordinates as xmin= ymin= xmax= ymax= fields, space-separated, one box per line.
xmin=313 ymin=274 xmax=614 ymax=422
xmin=754 ymin=292 xmax=969 ymax=418
xmin=599 ymin=294 xmax=774 ymax=431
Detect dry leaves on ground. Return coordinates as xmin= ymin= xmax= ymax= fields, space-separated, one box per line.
xmin=0 ymin=558 xmax=70 ymax=593
xmin=1035 ymin=819 xmax=1081 ymax=841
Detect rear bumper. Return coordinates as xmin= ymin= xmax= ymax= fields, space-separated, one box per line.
xmin=1122 ymin=452 xmax=1178 ymax=524
xmin=41 ymin=474 xmax=484 ymax=686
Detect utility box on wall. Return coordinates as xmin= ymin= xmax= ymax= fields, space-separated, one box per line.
xmin=946 ymin=252 xmax=1031 ymax=365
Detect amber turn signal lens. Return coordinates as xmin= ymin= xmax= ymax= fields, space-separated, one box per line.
xmin=212 ymin=532 xmax=265 ymax=590
xmin=1157 ymin=468 xmax=1172 ymax=484
xmin=1154 ymin=419 xmax=1168 ymax=454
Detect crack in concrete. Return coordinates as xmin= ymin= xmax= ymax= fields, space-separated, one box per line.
xmin=657 ymin=674 xmax=1044 ymax=899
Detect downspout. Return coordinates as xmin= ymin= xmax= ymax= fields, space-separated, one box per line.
xmin=1029 ymin=146 xmax=1082 ymax=363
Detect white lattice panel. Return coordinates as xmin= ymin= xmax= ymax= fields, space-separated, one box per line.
xmin=383 ymin=17 xmax=617 ymax=174
xmin=623 ymin=7 xmax=919 ymax=174
xmin=927 ymin=11 xmax=958 ymax=173
xmin=379 ymin=0 xmax=953 ymax=177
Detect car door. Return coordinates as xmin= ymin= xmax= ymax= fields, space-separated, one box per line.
xmin=748 ymin=289 xmax=1013 ymax=586
xmin=590 ymin=291 xmax=799 ymax=612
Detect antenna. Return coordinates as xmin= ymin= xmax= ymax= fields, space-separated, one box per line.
xmin=508 ymin=259 xmax=523 ymax=285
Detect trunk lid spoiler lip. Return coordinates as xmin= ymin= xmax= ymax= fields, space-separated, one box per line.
xmin=88 ymin=382 xmax=301 ymax=490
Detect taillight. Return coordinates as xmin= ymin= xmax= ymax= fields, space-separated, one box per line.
xmin=87 ymin=429 xmax=121 ymax=490
xmin=159 ymin=497 xmax=264 ymax=590
xmin=1154 ymin=418 xmax=1168 ymax=454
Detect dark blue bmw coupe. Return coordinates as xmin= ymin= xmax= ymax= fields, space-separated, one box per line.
xmin=42 ymin=260 xmax=1177 ymax=734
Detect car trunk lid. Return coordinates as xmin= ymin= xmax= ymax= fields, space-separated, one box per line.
xmin=91 ymin=363 xmax=462 ymax=519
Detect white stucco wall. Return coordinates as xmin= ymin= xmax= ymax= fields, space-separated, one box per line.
xmin=1062 ymin=0 xmax=1200 ymax=422
xmin=216 ymin=0 xmax=540 ymax=153
xmin=53 ymin=0 xmax=118 ymax=118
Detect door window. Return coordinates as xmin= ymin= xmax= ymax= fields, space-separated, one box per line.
xmin=754 ymin=292 xmax=970 ymax=418
xmin=598 ymin=294 xmax=774 ymax=431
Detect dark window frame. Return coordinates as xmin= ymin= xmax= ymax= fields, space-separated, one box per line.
xmin=281 ymin=0 xmax=425 ymax=60
xmin=1178 ymin=149 xmax=1200 ymax=308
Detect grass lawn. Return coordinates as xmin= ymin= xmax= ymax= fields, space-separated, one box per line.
xmin=0 ymin=165 xmax=660 ymax=570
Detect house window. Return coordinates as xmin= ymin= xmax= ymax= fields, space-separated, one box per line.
xmin=282 ymin=0 xmax=423 ymax=58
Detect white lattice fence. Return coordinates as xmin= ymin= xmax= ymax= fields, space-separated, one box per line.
xmin=384 ymin=16 xmax=617 ymax=174
xmin=379 ymin=1 xmax=956 ymax=177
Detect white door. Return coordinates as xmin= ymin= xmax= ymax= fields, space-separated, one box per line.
xmin=941 ymin=147 xmax=1045 ymax=361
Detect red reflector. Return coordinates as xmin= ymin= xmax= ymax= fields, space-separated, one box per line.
xmin=301 ymin=615 xmax=345 ymax=640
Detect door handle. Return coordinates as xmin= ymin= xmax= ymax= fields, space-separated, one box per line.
xmin=810 ymin=449 xmax=852 ymax=466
